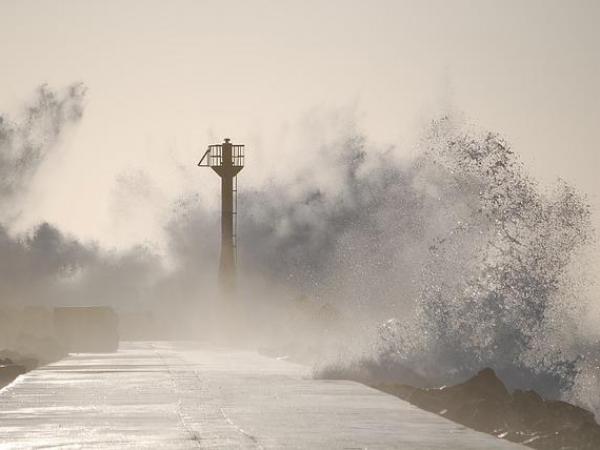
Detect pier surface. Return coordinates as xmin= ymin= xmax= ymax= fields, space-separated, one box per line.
xmin=0 ymin=341 xmax=523 ymax=449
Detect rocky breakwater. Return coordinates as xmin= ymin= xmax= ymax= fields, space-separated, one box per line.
xmin=377 ymin=368 xmax=600 ymax=449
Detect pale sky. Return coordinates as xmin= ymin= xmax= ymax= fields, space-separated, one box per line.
xmin=1 ymin=0 xmax=599 ymax=249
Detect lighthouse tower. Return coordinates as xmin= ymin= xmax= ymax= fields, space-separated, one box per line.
xmin=197 ymin=139 xmax=245 ymax=294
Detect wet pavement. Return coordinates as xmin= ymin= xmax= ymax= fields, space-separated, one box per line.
xmin=0 ymin=341 xmax=523 ymax=449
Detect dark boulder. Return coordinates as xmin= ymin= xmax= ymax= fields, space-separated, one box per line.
xmin=444 ymin=368 xmax=511 ymax=402
xmin=544 ymin=399 xmax=596 ymax=429
xmin=0 ymin=363 xmax=27 ymax=389
xmin=371 ymin=367 xmax=600 ymax=450
xmin=0 ymin=350 xmax=38 ymax=371
xmin=421 ymin=368 xmax=512 ymax=433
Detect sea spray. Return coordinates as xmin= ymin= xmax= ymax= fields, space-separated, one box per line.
xmin=232 ymin=115 xmax=596 ymax=412
xmin=0 ymin=89 xmax=597 ymax=414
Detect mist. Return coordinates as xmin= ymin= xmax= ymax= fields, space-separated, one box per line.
xmin=0 ymin=84 xmax=85 ymax=211
xmin=0 ymin=85 xmax=599 ymax=420
xmin=165 ymin=110 xmax=599 ymax=416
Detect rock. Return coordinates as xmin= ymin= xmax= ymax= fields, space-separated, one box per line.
xmin=510 ymin=388 xmax=599 ymax=447
xmin=395 ymin=368 xmax=513 ymax=433
xmin=571 ymin=421 xmax=600 ymax=450
xmin=372 ymin=367 xmax=600 ymax=450
xmin=510 ymin=389 xmax=546 ymax=429
xmin=0 ymin=364 xmax=27 ymax=389
xmin=0 ymin=350 xmax=38 ymax=371
xmin=376 ymin=383 xmax=419 ymax=401
xmin=408 ymin=387 xmax=448 ymax=414
xmin=544 ymin=399 xmax=596 ymax=428
xmin=442 ymin=368 xmax=511 ymax=403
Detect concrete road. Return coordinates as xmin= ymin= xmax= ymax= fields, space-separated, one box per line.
xmin=0 ymin=341 xmax=523 ymax=449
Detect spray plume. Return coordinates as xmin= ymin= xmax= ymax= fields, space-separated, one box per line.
xmin=0 ymin=87 xmax=598 ymax=415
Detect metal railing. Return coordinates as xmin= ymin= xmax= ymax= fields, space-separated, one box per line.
xmin=198 ymin=144 xmax=245 ymax=168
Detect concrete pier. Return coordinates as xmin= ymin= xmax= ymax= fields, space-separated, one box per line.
xmin=0 ymin=342 xmax=523 ymax=449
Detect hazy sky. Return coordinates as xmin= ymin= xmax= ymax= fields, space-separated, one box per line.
xmin=1 ymin=0 xmax=599 ymax=249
